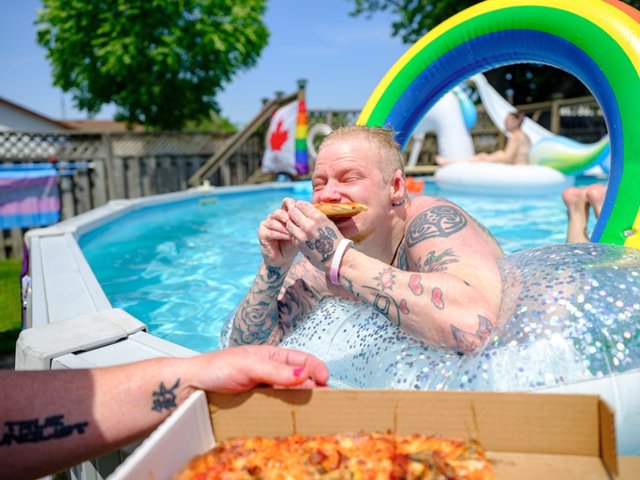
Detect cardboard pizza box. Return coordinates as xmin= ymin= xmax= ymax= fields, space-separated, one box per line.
xmin=110 ymin=389 xmax=618 ymax=480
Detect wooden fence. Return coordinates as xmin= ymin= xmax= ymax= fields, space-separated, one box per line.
xmin=0 ymin=130 xmax=262 ymax=259
xmin=0 ymin=98 xmax=606 ymax=260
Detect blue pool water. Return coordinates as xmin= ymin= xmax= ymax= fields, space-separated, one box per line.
xmin=80 ymin=180 xmax=600 ymax=353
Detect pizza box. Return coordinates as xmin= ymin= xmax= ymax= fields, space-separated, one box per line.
xmin=110 ymin=389 xmax=618 ymax=480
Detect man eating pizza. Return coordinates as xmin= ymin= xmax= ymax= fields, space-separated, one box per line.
xmin=228 ymin=126 xmax=503 ymax=353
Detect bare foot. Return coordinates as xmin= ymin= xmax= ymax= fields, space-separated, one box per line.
xmin=562 ymin=186 xmax=590 ymax=243
xmin=586 ymin=183 xmax=606 ymax=219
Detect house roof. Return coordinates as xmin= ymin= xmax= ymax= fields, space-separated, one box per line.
xmin=62 ymin=119 xmax=145 ymax=132
xmin=0 ymin=95 xmax=73 ymax=130
xmin=0 ymin=96 xmax=144 ymax=132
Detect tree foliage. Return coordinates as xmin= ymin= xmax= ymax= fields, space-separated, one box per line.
xmin=186 ymin=111 xmax=238 ymax=133
xmin=350 ymin=0 xmax=640 ymax=105
xmin=36 ymin=0 xmax=269 ymax=130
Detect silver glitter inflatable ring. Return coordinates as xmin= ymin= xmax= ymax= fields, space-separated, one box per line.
xmin=274 ymin=244 xmax=640 ymax=455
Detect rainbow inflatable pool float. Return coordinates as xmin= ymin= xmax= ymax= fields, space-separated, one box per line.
xmin=357 ymin=0 xmax=640 ymax=248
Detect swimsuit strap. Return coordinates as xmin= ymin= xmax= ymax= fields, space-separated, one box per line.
xmin=391 ymin=234 xmax=405 ymax=266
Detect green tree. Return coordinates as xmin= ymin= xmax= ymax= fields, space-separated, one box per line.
xmin=36 ymin=0 xmax=269 ymax=131
xmin=350 ymin=0 xmax=478 ymax=44
xmin=350 ymin=0 xmax=640 ymax=105
xmin=186 ymin=111 xmax=238 ymax=133
xmin=351 ymin=0 xmax=640 ymax=44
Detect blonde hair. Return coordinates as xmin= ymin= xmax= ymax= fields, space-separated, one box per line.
xmin=318 ymin=125 xmax=405 ymax=180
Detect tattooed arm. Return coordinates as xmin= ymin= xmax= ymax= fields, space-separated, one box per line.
xmin=229 ymin=199 xmax=300 ymax=346
xmin=229 ymin=259 xmax=323 ymax=346
xmin=0 ymin=345 xmax=328 ymax=479
xmin=229 ymin=261 xmax=290 ymax=345
xmin=336 ymin=202 xmax=503 ymax=352
xmin=229 ymin=199 xmax=333 ymax=346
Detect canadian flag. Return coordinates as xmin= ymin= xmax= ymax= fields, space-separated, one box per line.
xmin=261 ymin=101 xmax=299 ymax=176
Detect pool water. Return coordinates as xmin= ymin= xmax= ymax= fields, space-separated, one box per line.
xmin=80 ymin=179 xmax=601 ymax=353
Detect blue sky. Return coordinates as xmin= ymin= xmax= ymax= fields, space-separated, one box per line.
xmin=0 ymin=0 xmax=408 ymax=126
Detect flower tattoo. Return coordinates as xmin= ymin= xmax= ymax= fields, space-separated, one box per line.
xmin=305 ymin=227 xmax=338 ymax=262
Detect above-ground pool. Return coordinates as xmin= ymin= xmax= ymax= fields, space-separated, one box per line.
xmin=79 ymin=178 xmax=601 ymax=353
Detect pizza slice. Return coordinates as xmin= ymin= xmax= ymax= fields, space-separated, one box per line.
xmin=314 ymin=202 xmax=368 ymax=219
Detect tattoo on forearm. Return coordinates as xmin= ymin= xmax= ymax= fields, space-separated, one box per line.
xmin=417 ymin=248 xmax=459 ymax=273
xmin=305 ymin=227 xmax=337 ymax=262
xmin=367 ymin=290 xmax=408 ymax=323
xmin=0 ymin=415 xmax=89 ymax=446
xmin=406 ymin=205 xmax=467 ymax=247
xmin=374 ymin=267 xmax=396 ymax=292
xmin=431 ymin=287 xmax=445 ymax=309
xmin=265 ymin=265 xmax=282 ymax=283
xmin=232 ymin=265 xmax=287 ymax=345
xmin=345 ymin=278 xmax=360 ymax=297
xmin=451 ymin=315 xmax=494 ymax=352
xmin=151 ymin=379 xmax=180 ymax=412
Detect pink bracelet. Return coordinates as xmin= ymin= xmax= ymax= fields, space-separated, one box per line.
xmin=329 ymin=239 xmax=353 ymax=285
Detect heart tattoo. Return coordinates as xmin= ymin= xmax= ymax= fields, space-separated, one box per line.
xmin=409 ymin=274 xmax=423 ymax=295
xmin=431 ymin=287 xmax=445 ymax=309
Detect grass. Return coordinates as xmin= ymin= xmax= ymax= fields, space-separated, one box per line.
xmin=0 ymin=258 xmax=22 ymax=354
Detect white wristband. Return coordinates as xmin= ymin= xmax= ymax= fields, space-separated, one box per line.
xmin=329 ymin=239 xmax=353 ymax=285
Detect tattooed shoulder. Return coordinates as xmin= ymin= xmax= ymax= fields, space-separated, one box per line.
xmin=406 ymin=204 xmax=468 ymax=247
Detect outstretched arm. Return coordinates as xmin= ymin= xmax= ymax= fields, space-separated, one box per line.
xmin=1 ymin=345 xmax=329 ymax=480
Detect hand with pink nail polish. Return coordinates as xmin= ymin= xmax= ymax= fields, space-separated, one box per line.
xmin=186 ymin=345 xmax=329 ymax=393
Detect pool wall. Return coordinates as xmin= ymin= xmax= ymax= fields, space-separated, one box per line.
xmin=20 ymin=182 xmax=293 ymax=354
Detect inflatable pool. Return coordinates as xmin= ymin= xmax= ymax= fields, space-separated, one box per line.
xmin=434 ymin=162 xmax=573 ymax=196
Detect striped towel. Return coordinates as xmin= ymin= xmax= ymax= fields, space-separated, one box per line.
xmin=0 ymin=165 xmax=60 ymax=229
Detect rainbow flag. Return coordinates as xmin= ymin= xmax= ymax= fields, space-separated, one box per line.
xmin=0 ymin=165 xmax=60 ymax=229
xmin=295 ymin=98 xmax=309 ymax=175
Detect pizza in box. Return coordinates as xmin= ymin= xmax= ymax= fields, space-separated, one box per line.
xmin=174 ymin=432 xmax=494 ymax=479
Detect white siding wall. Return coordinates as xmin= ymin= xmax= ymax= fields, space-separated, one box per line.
xmin=0 ymin=103 xmax=64 ymax=131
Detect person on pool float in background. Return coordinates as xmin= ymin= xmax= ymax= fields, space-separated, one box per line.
xmin=562 ymin=183 xmax=607 ymax=243
xmin=228 ymin=126 xmax=504 ymax=353
xmin=435 ymin=111 xmax=531 ymax=166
